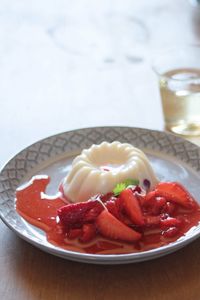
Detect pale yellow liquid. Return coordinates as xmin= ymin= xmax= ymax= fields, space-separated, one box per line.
xmin=160 ymin=68 xmax=200 ymax=136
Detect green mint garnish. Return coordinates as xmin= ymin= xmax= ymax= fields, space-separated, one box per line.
xmin=113 ymin=183 xmax=126 ymax=196
xmin=113 ymin=178 xmax=140 ymax=196
xmin=123 ymin=178 xmax=139 ymax=187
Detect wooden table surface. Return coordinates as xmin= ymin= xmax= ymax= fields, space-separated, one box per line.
xmin=1 ymin=1 xmax=200 ymax=299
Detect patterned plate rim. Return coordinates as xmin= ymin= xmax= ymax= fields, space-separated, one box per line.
xmin=1 ymin=126 xmax=200 ymax=264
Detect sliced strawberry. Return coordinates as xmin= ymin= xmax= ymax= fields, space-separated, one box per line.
xmin=99 ymin=192 xmax=115 ymax=203
xmin=80 ymin=224 xmax=96 ymax=243
xmin=162 ymin=201 xmax=176 ymax=215
xmin=105 ymin=197 xmax=133 ymax=225
xmin=152 ymin=197 xmax=167 ymax=215
xmin=84 ymin=204 xmax=104 ymax=222
xmin=144 ymin=188 xmax=177 ymax=215
xmin=137 ymin=193 xmax=146 ymax=207
xmin=105 ymin=197 xmax=121 ymax=219
xmin=162 ymin=227 xmax=179 ymax=238
xmin=155 ymin=182 xmax=196 ymax=208
xmin=67 ymin=228 xmax=82 ymax=240
xmin=120 ymin=189 xmax=144 ymax=226
xmin=160 ymin=217 xmax=182 ymax=229
xmin=145 ymin=191 xmax=156 ymax=203
xmin=144 ymin=193 xmax=167 ymax=215
xmin=96 ymin=209 xmax=141 ymax=242
xmin=144 ymin=215 xmax=160 ymax=227
xmin=57 ymin=200 xmax=103 ymax=230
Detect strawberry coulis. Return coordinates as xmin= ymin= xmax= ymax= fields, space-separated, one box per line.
xmin=15 ymin=175 xmax=200 ymax=255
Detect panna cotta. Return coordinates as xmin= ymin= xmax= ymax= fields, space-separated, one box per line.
xmin=62 ymin=141 xmax=159 ymax=203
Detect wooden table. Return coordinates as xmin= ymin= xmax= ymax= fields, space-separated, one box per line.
xmin=1 ymin=1 xmax=200 ymax=299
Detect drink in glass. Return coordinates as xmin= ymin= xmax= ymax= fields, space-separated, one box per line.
xmin=153 ymin=46 xmax=200 ymax=136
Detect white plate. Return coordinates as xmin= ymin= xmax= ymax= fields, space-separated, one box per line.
xmin=1 ymin=126 xmax=200 ymax=264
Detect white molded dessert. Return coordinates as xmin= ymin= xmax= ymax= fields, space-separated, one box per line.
xmin=63 ymin=141 xmax=159 ymax=203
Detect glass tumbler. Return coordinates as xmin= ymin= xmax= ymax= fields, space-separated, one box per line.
xmin=153 ymin=45 xmax=200 ymax=136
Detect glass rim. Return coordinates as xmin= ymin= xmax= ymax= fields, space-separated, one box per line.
xmin=152 ymin=44 xmax=200 ymax=81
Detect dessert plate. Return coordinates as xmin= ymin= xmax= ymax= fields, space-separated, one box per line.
xmin=1 ymin=126 xmax=200 ymax=265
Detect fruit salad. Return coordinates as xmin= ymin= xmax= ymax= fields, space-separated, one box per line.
xmin=16 ymin=175 xmax=200 ymax=254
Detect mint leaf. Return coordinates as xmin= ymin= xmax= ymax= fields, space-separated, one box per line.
xmin=123 ymin=178 xmax=139 ymax=187
xmin=113 ymin=178 xmax=139 ymax=196
xmin=113 ymin=183 xmax=126 ymax=196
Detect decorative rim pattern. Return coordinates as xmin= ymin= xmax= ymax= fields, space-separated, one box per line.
xmin=1 ymin=126 xmax=200 ymax=264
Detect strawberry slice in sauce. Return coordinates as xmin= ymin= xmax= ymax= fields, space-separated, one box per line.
xmin=120 ymin=189 xmax=144 ymax=226
xmin=160 ymin=216 xmax=182 ymax=229
xmin=80 ymin=224 xmax=97 ymax=243
xmin=162 ymin=227 xmax=179 ymax=238
xmin=154 ymin=182 xmax=197 ymax=208
xmin=144 ymin=215 xmax=160 ymax=227
xmin=16 ymin=175 xmax=200 ymax=253
xmin=96 ymin=209 xmax=141 ymax=242
xmin=67 ymin=228 xmax=83 ymax=240
xmin=105 ymin=197 xmax=122 ymax=219
xmin=57 ymin=200 xmax=103 ymax=230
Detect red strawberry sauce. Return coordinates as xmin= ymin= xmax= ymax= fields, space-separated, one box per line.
xmin=15 ymin=175 xmax=200 ymax=255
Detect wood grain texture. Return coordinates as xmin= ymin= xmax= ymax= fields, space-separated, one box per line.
xmin=1 ymin=0 xmax=200 ymax=299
